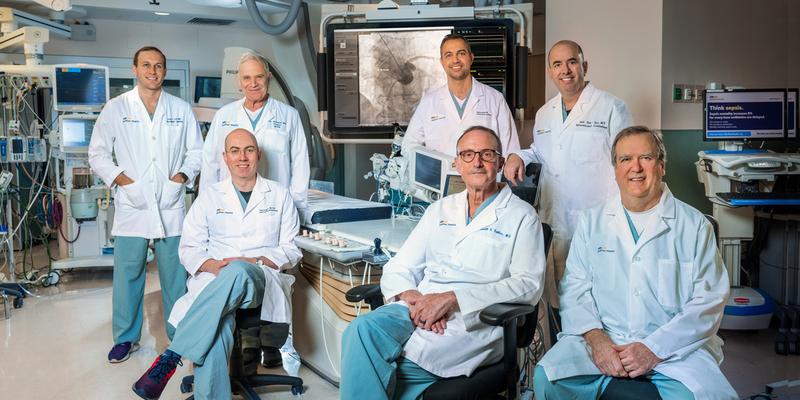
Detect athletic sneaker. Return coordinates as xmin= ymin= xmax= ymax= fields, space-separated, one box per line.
xmin=108 ymin=342 xmax=139 ymax=363
xmin=132 ymin=350 xmax=183 ymax=400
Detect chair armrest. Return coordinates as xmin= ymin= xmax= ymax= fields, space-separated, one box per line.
xmin=345 ymin=283 xmax=382 ymax=303
xmin=479 ymin=303 xmax=537 ymax=326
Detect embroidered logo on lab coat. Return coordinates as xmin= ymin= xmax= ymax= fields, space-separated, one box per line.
xmin=438 ymin=220 xmax=456 ymax=226
xmin=430 ymin=115 xmax=446 ymax=122
xmin=597 ymin=246 xmax=615 ymax=253
xmin=215 ymin=208 xmax=233 ymax=215
xmin=221 ymin=121 xmax=239 ymax=127
xmin=122 ymin=117 xmax=140 ymax=124
xmin=535 ymin=128 xmax=551 ymax=135
xmin=476 ymin=111 xmax=493 ymax=117
xmin=259 ymin=206 xmax=278 ymax=214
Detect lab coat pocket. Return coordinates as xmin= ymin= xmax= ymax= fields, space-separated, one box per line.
xmin=569 ymin=129 xmax=607 ymax=163
xmin=456 ymin=236 xmax=507 ymax=281
xmin=159 ymin=180 xmax=186 ymax=210
xmin=263 ymin=129 xmax=290 ymax=155
xmin=657 ymin=259 xmax=691 ymax=310
xmin=117 ymin=181 xmax=148 ymax=210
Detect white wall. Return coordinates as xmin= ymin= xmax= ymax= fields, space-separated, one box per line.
xmin=545 ymin=0 xmax=662 ymax=128
xmin=39 ymin=17 xmax=320 ymax=126
xmin=661 ymin=0 xmax=799 ymax=130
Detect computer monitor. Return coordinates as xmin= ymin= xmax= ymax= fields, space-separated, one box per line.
xmin=60 ymin=115 xmax=96 ymax=152
xmin=703 ymin=89 xmax=787 ymax=141
xmin=53 ymin=64 xmax=109 ymax=112
xmin=194 ymin=76 xmax=221 ymax=103
xmin=410 ymin=147 xmax=453 ymax=197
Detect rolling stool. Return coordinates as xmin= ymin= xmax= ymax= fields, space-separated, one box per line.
xmin=180 ymin=307 xmax=303 ymax=399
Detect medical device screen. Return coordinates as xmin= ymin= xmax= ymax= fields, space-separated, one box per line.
xmin=61 ymin=117 xmax=95 ymax=151
xmin=326 ymin=19 xmax=515 ymax=135
xmin=414 ymin=152 xmax=443 ymax=192
xmin=704 ymin=89 xmax=787 ymax=141
xmin=54 ymin=66 xmax=109 ymax=112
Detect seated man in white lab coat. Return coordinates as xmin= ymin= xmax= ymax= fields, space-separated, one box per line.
xmin=535 ymin=126 xmax=736 ymax=400
xmin=340 ymin=126 xmax=546 ymax=399
xmin=132 ymin=129 xmax=301 ymax=400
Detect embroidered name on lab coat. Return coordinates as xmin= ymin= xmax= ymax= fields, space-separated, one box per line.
xmin=476 ymin=111 xmax=493 ymax=117
xmin=597 ymin=246 xmax=615 ymax=253
xmin=430 ymin=115 xmax=446 ymax=122
xmin=269 ymin=118 xmax=287 ymax=129
xmin=480 ymin=227 xmax=510 ymax=238
xmin=215 ymin=208 xmax=233 ymax=215
xmin=535 ymin=128 xmax=551 ymax=135
xmin=438 ymin=220 xmax=456 ymax=226
xmin=592 ymin=120 xmax=608 ymax=129
xmin=165 ymin=117 xmax=184 ymax=125
xmin=221 ymin=121 xmax=239 ymax=127
xmin=122 ymin=117 xmax=140 ymax=124
xmin=259 ymin=206 xmax=278 ymax=214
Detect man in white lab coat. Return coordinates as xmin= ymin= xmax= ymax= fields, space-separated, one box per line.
xmin=504 ymin=40 xmax=633 ymax=307
xmin=132 ymin=129 xmax=301 ymax=400
xmin=88 ymin=46 xmax=203 ymax=363
xmin=201 ymin=51 xmax=309 ymax=371
xmin=401 ymin=34 xmax=520 ymax=158
xmin=340 ymin=126 xmax=545 ymax=399
xmin=534 ymin=127 xmax=736 ymax=400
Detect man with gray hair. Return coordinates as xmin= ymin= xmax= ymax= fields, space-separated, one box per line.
xmin=201 ymin=51 xmax=309 ymax=372
xmin=534 ymin=126 xmax=736 ymax=399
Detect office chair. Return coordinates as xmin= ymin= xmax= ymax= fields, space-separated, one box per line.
xmin=346 ymin=223 xmax=553 ymax=400
xmin=180 ymin=307 xmax=304 ymax=399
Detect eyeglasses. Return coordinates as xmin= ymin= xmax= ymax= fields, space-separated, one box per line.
xmin=458 ymin=149 xmax=502 ymax=163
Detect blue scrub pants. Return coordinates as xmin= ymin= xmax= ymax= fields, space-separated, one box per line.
xmin=533 ymin=365 xmax=694 ymax=400
xmin=341 ymin=303 xmax=441 ymax=400
xmin=168 ymin=261 xmax=266 ymax=400
xmin=112 ymin=236 xmax=187 ymax=344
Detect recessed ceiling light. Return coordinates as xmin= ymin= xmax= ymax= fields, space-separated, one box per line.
xmin=154 ymin=11 xmax=170 ymax=16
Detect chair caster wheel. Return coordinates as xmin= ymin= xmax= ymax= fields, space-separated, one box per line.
xmin=291 ymin=385 xmax=303 ymax=395
xmin=180 ymin=382 xmax=193 ymax=393
xmin=13 ymin=297 xmax=23 ymax=308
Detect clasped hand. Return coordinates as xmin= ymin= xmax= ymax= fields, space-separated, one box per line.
xmin=399 ymin=290 xmax=458 ymax=335
xmin=585 ymin=330 xmax=662 ymax=378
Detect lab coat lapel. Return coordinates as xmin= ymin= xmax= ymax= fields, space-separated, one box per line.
xmin=632 ymin=186 xmax=675 ymax=255
xmin=607 ymin=201 xmax=637 ymax=259
xmin=243 ymin=176 xmax=271 ymax=217
xmin=454 ymin=186 xmax=509 ymax=246
xmin=220 ymin=180 xmax=245 ymax=220
xmin=438 ymin=86 xmax=460 ymax=123
xmin=558 ymin=83 xmax=597 ymax=135
xmin=463 ymin=77 xmax=483 ymax=119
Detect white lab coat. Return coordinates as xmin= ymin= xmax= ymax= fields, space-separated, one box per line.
xmin=538 ymin=185 xmax=736 ymax=400
xmin=401 ymin=77 xmax=521 ymax=157
xmin=200 ymin=97 xmax=310 ymax=209
xmin=168 ymin=176 xmax=302 ymax=327
xmin=88 ymin=87 xmax=203 ymax=238
xmin=381 ymin=185 xmax=545 ymax=377
xmin=515 ymin=83 xmax=632 ymax=303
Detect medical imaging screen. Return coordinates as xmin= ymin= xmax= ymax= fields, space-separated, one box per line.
xmin=55 ymin=67 xmax=107 ymax=108
xmin=331 ymin=27 xmax=451 ymax=129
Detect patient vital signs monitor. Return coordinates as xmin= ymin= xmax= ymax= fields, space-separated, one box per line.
xmin=704 ymin=89 xmax=788 ymax=141
xmin=53 ymin=64 xmax=110 ymax=112
xmin=60 ymin=115 xmax=96 ymax=152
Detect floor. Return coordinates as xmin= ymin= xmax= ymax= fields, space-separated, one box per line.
xmin=2 ymin=247 xmax=800 ymax=399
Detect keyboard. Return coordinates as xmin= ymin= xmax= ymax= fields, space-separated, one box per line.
xmin=716 ymin=192 xmax=800 ymax=206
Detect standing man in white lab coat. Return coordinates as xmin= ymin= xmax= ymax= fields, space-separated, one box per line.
xmin=89 ymin=46 xmax=203 ymax=363
xmin=402 ymin=34 xmax=520 ymax=157
xmin=504 ymin=40 xmax=633 ymax=307
xmin=132 ymin=129 xmax=301 ymax=400
xmin=340 ymin=126 xmax=545 ymax=399
xmin=201 ymin=51 xmax=309 ymax=371
xmin=535 ymin=127 xmax=736 ymax=400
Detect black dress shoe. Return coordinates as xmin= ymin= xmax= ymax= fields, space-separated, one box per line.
xmin=261 ymin=346 xmax=283 ymax=368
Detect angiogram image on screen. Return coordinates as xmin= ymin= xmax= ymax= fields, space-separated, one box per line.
xmin=358 ymin=29 xmax=450 ymax=126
